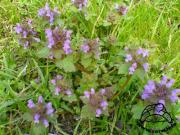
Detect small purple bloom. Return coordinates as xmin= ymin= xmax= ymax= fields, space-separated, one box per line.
xmin=27 ymin=99 xmax=35 ymax=109
xmin=143 ymin=63 xmax=149 ymax=72
xmin=43 ymin=119 xmax=49 ymax=127
xmin=100 ymin=89 xmax=106 ymax=95
xmin=63 ymin=40 xmax=73 ymax=54
xmin=129 ymin=63 xmax=137 ymax=74
xmin=51 ymin=79 xmax=56 ymax=85
xmin=84 ymin=91 xmax=90 ymax=98
xmin=125 ymin=54 xmax=132 ymax=62
xmin=170 ymin=89 xmax=180 ymax=103
xmin=38 ymin=8 xmax=46 ymax=16
xmin=166 ymin=79 xmax=175 ymax=88
xmin=100 ymin=100 xmax=108 ymax=110
xmin=96 ymin=108 xmax=102 ymax=117
xmin=81 ymin=44 xmax=90 ymax=53
xmin=34 ymin=113 xmax=40 ymax=123
xmin=56 ymin=75 xmax=63 ymax=80
xmin=65 ymin=90 xmax=72 ymax=96
xmin=142 ymin=50 xmax=149 ymax=57
xmin=23 ymin=41 xmax=29 ymax=49
xmin=55 ymin=87 xmax=61 ymax=95
xmin=90 ymin=88 xmax=95 ymax=95
xmin=38 ymin=96 xmax=43 ymax=103
xmin=141 ymin=93 xmax=150 ymax=99
xmin=46 ymin=102 xmax=54 ymax=116
xmin=15 ymin=23 xmax=22 ymax=34
xmin=161 ymin=76 xmax=167 ymax=85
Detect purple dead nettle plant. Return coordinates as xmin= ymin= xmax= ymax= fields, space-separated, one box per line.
xmin=45 ymin=27 xmax=73 ymax=59
xmin=80 ymin=38 xmax=100 ymax=59
xmin=15 ymin=19 xmax=40 ymax=49
xmin=114 ymin=4 xmax=128 ymax=15
xmin=125 ymin=47 xmax=149 ymax=75
xmin=38 ymin=3 xmax=59 ymax=24
xmin=27 ymin=96 xmax=54 ymax=127
xmin=71 ymin=0 xmax=88 ymax=10
xmin=82 ymin=88 xmax=110 ymax=117
xmin=141 ymin=75 xmax=180 ymax=105
xmin=51 ymin=75 xmax=73 ymax=96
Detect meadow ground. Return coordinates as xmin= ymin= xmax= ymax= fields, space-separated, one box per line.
xmin=0 ymin=0 xmax=180 ymax=135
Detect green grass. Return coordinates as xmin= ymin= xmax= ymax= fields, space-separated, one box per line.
xmin=0 ymin=0 xmax=180 ymax=134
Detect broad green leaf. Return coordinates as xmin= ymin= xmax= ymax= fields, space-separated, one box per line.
xmin=56 ymin=55 xmax=76 ymax=72
xmin=81 ymin=105 xmax=95 ymax=119
xmin=37 ymin=47 xmax=50 ymax=58
xmin=118 ymin=64 xmax=129 ymax=75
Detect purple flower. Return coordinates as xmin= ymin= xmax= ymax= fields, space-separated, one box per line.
xmin=84 ymin=91 xmax=90 ymax=98
xmin=51 ymin=79 xmax=56 ymax=85
xmin=143 ymin=63 xmax=149 ymax=72
xmin=144 ymin=80 xmax=155 ymax=93
xmin=115 ymin=4 xmax=128 ymax=15
xmin=34 ymin=113 xmax=40 ymax=123
xmin=90 ymin=88 xmax=95 ymax=95
xmin=38 ymin=96 xmax=43 ymax=103
xmin=23 ymin=41 xmax=29 ymax=49
xmin=166 ymin=79 xmax=175 ymax=88
xmin=170 ymin=89 xmax=180 ymax=103
xmin=125 ymin=54 xmax=132 ymax=62
xmin=27 ymin=99 xmax=35 ymax=109
xmin=142 ymin=50 xmax=149 ymax=57
xmin=56 ymin=75 xmax=63 ymax=80
xmin=43 ymin=119 xmax=49 ymax=127
xmin=46 ymin=102 xmax=54 ymax=116
xmin=119 ymin=6 xmax=128 ymax=15
xmin=141 ymin=80 xmax=155 ymax=100
xmin=55 ymin=87 xmax=61 ymax=95
xmin=129 ymin=63 xmax=137 ymax=74
xmin=65 ymin=90 xmax=72 ymax=96
xmin=45 ymin=29 xmax=55 ymax=48
xmin=137 ymin=48 xmax=149 ymax=57
xmin=137 ymin=48 xmax=143 ymax=55
xmin=81 ymin=44 xmax=90 ymax=53
xmin=96 ymin=108 xmax=102 ymax=117
xmin=15 ymin=24 xmax=22 ymax=34
xmin=100 ymin=89 xmax=106 ymax=95
xmin=100 ymin=100 xmax=108 ymax=110
xmin=161 ymin=76 xmax=167 ymax=85
xmin=63 ymin=40 xmax=73 ymax=54
xmin=72 ymin=0 xmax=88 ymax=10
xmin=38 ymin=3 xmax=59 ymax=24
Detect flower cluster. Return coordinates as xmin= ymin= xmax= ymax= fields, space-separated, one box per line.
xmin=45 ymin=27 xmax=73 ymax=57
xmin=38 ymin=3 xmax=59 ymax=24
xmin=71 ymin=0 xmax=88 ymax=10
xmin=51 ymin=75 xmax=72 ymax=96
xmin=15 ymin=20 xmax=40 ymax=48
xmin=80 ymin=38 xmax=100 ymax=58
xmin=114 ymin=4 xmax=128 ymax=15
xmin=141 ymin=76 xmax=180 ymax=104
xmin=27 ymin=96 xmax=54 ymax=127
xmin=82 ymin=88 xmax=109 ymax=117
xmin=125 ymin=47 xmax=149 ymax=74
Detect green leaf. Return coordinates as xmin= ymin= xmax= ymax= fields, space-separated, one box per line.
xmin=81 ymin=105 xmax=95 ymax=119
xmin=56 ymin=55 xmax=76 ymax=72
xmin=135 ymin=69 xmax=146 ymax=81
xmin=23 ymin=112 xmax=33 ymax=122
xmin=37 ymin=47 xmax=50 ymax=58
xmin=30 ymin=124 xmax=47 ymax=135
xmin=118 ymin=64 xmax=129 ymax=75
xmin=63 ymin=95 xmax=77 ymax=103
xmin=81 ymin=57 xmax=92 ymax=68
xmin=131 ymin=102 xmax=144 ymax=119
